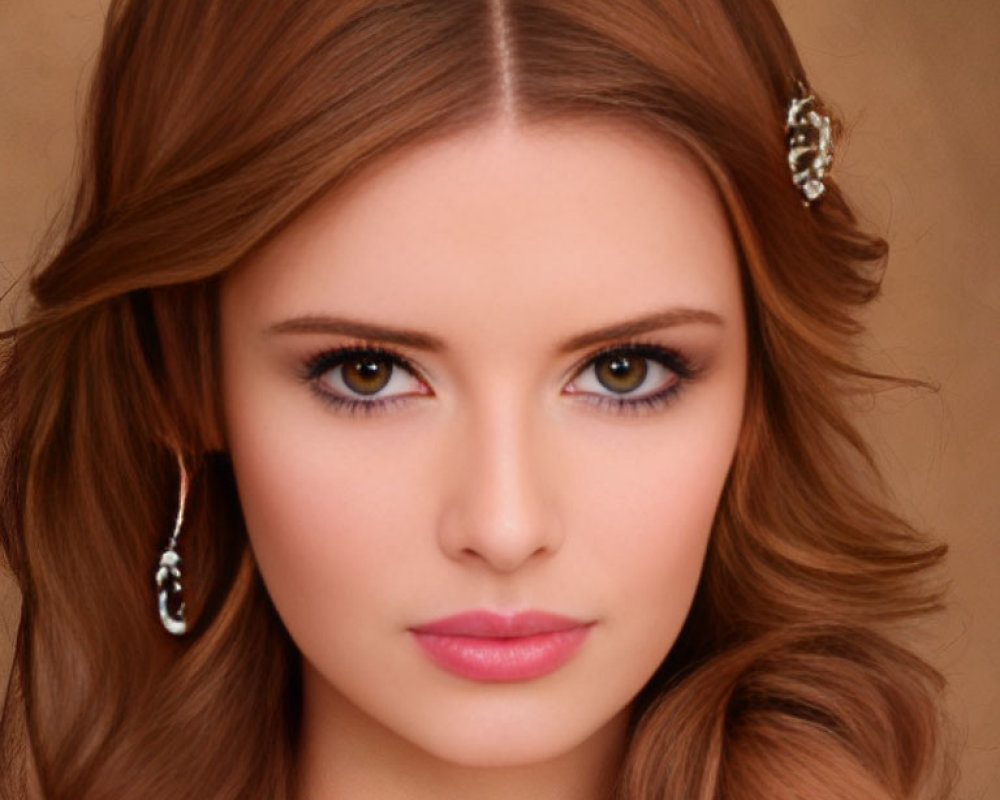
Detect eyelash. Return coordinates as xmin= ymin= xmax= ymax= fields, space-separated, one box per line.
xmin=299 ymin=340 xmax=700 ymax=418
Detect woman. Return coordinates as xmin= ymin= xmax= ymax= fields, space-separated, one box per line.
xmin=0 ymin=1 xmax=953 ymax=798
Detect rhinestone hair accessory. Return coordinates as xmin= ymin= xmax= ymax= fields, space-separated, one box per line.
xmin=155 ymin=451 xmax=189 ymax=636
xmin=786 ymin=83 xmax=834 ymax=205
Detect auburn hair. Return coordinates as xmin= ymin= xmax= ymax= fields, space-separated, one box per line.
xmin=0 ymin=1 xmax=954 ymax=798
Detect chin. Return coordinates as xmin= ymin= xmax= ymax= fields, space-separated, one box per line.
xmin=392 ymin=696 xmax=631 ymax=770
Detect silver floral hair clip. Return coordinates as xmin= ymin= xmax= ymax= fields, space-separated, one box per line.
xmin=786 ymin=84 xmax=834 ymax=205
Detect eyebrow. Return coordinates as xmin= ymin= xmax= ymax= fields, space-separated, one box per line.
xmin=555 ymin=307 xmax=724 ymax=353
xmin=264 ymin=307 xmax=724 ymax=354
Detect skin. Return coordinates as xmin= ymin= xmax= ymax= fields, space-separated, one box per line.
xmin=219 ymin=118 xmax=747 ymax=800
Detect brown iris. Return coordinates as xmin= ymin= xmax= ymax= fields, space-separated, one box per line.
xmin=342 ymin=356 xmax=393 ymax=395
xmin=595 ymin=353 xmax=647 ymax=393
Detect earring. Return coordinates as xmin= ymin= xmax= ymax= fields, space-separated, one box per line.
xmin=155 ymin=451 xmax=189 ymax=636
xmin=786 ymin=82 xmax=834 ymax=205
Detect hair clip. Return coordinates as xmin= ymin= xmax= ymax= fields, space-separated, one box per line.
xmin=786 ymin=83 xmax=833 ymax=205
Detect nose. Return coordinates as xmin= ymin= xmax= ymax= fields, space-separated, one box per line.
xmin=436 ymin=395 xmax=564 ymax=573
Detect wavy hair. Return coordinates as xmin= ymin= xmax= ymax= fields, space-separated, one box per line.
xmin=0 ymin=1 xmax=953 ymax=797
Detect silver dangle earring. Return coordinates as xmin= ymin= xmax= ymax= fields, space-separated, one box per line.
xmin=156 ymin=451 xmax=189 ymax=636
xmin=786 ymin=82 xmax=834 ymax=206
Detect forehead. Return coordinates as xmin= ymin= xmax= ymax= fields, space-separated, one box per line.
xmin=223 ymin=119 xmax=742 ymax=348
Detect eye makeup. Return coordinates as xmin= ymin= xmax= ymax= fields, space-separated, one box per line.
xmin=300 ymin=343 xmax=428 ymax=417
xmin=297 ymin=338 xmax=704 ymax=418
xmin=564 ymin=340 xmax=700 ymax=417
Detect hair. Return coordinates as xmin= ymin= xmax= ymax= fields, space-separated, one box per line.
xmin=0 ymin=1 xmax=954 ymax=798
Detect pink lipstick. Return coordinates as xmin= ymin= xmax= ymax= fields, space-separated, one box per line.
xmin=409 ymin=610 xmax=593 ymax=682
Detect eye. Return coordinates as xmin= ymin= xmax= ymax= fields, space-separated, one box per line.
xmin=302 ymin=341 xmax=698 ymax=418
xmin=564 ymin=343 xmax=695 ymax=410
xmin=303 ymin=346 xmax=429 ymax=411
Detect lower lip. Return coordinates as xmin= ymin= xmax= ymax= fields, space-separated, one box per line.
xmin=411 ymin=626 xmax=592 ymax=682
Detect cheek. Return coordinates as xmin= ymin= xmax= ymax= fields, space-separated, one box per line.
xmin=564 ymin=394 xmax=742 ymax=635
xmin=586 ymin=465 xmax=721 ymax=617
xmin=596 ymin=455 xmax=721 ymax=634
xmin=226 ymin=406 xmax=418 ymax=621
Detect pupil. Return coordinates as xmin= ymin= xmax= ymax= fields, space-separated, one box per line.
xmin=343 ymin=358 xmax=392 ymax=395
xmin=596 ymin=354 xmax=647 ymax=393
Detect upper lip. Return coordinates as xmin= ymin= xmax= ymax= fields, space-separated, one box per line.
xmin=410 ymin=610 xmax=591 ymax=638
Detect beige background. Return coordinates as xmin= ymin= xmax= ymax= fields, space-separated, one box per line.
xmin=1 ymin=1 xmax=997 ymax=796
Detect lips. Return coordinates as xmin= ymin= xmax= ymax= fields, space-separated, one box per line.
xmin=409 ymin=610 xmax=593 ymax=682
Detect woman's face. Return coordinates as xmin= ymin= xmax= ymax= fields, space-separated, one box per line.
xmin=219 ymin=119 xmax=747 ymax=769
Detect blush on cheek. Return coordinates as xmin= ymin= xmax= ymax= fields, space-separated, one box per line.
xmin=602 ymin=493 xmax=715 ymax=599
xmin=232 ymin=435 xmax=416 ymax=615
xmin=581 ymin=432 xmax=733 ymax=619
